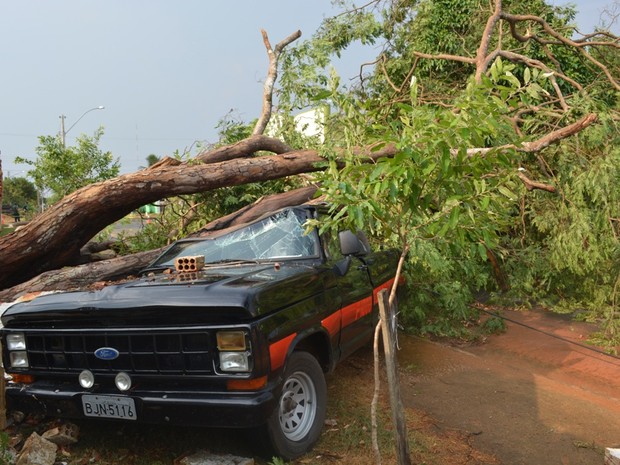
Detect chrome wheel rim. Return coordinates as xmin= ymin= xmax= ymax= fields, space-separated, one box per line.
xmin=278 ymin=370 xmax=317 ymax=441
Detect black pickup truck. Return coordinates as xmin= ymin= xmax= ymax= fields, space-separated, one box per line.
xmin=0 ymin=204 xmax=398 ymax=459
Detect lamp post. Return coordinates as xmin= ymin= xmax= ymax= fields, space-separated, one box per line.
xmin=59 ymin=105 xmax=105 ymax=147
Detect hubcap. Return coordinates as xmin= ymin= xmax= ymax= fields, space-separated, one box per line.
xmin=278 ymin=371 xmax=317 ymax=441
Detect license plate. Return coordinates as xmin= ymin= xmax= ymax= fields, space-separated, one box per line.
xmin=82 ymin=395 xmax=137 ymax=420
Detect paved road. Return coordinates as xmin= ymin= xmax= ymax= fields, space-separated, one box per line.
xmin=109 ymin=217 xmax=146 ymax=238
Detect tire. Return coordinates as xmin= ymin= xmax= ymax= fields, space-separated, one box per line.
xmin=264 ymin=351 xmax=327 ymax=460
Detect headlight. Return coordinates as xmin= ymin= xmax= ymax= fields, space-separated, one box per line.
xmin=216 ymin=331 xmax=246 ymax=351
xmin=217 ymin=330 xmax=251 ymax=372
xmin=10 ymin=351 xmax=29 ymax=368
xmin=219 ymin=352 xmax=250 ymax=372
xmin=6 ymin=333 xmax=26 ymax=350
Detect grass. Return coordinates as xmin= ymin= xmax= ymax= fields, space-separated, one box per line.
xmin=0 ymin=225 xmax=15 ymax=238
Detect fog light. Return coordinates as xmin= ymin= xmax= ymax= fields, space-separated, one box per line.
xmin=7 ymin=333 xmax=26 ymax=350
xmin=10 ymin=351 xmax=29 ymax=368
xmin=115 ymin=372 xmax=132 ymax=391
xmin=219 ymin=352 xmax=250 ymax=372
xmin=79 ymin=370 xmax=95 ymax=389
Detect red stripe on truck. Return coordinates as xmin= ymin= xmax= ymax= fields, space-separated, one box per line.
xmin=269 ymin=333 xmax=296 ymax=371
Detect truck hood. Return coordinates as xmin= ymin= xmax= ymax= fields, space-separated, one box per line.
xmin=1 ymin=262 xmax=325 ymax=328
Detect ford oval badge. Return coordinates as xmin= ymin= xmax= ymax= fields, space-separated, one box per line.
xmin=94 ymin=347 xmax=120 ymax=361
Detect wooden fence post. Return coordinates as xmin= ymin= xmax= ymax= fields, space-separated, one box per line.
xmin=0 ymin=342 xmax=6 ymax=430
xmin=378 ymin=289 xmax=411 ymax=465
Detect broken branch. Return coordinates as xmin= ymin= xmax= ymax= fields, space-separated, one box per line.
xmin=253 ymin=29 xmax=302 ymax=136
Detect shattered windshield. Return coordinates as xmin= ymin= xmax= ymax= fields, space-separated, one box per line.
xmin=150 ymin=208 xmax=319 ymax=267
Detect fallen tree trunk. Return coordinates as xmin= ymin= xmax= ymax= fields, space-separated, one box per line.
xmin=0 ymin=185 xmax=321 ymax=302
xmin=0 ymin=249 xmax=161 ymax=303
xmin=0 ymin=141 xmax=396 ymax=291
xmin=0 ymin=144 xmax=394 ymax=290
xmin=190 ymin=185 xmax=319 ymax=236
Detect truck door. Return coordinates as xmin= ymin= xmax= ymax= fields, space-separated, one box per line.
xmin=331 ymin=230 xmax=377 ymax=359
xmin=338 ymin=256 xmax=375 ymax=359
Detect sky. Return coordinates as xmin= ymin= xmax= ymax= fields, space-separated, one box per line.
xmin=0 ymin=0 xmax=616 ymax=178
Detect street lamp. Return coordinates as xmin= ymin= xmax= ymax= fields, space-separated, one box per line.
xmin=59 ymin=105 xmax=105 ymax=147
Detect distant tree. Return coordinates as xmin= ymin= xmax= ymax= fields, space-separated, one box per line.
xmin=145 ymin=154 xmax=160 ymax=167
xmin=2 ymin=177 xmax=38 ymax=213
xmin=15 ymin=128 xmax=120 ymax=203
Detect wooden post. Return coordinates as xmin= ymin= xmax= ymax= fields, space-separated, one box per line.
xmin=378 ymin=289 xmax=411 ymax=465
xmin=0 ymin=342 xmax=6 ymax=430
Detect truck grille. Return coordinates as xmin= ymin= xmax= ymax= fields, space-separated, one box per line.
xmin=24 ymin=331 xmax=214 ymax=375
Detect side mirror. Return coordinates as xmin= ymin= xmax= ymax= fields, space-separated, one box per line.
xmin=339 ymin=230 xmax=368 ymax=256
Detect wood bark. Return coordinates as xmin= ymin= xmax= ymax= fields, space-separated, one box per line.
xmin=253 ymin=30 xmax=302 ymax=136
xmin=371 ymin=320 xmax=383 ymax=465
xmin=0 ymin=151 xmax=368 ymax=292
xmin=189 ymin=185 xmax=319 ymax=236
xmin=0 ymin=186 xmax=321 ymax=302
xmin=195 ymin=134 xmax=292 ymax=163
xmin=0 ymin=142 xmax=395 ymax=291
xmin=378 ymin=289 xmax=411 ymax=465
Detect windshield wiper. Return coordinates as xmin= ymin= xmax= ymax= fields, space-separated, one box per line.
xmin=205 ymin=259 xmax=263 ymax=266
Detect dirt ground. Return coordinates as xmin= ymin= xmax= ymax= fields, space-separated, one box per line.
xmin=394 ymin=307 xmax=620 ymax=465
xmin=5 ymin=307 xmax=620 ymax=464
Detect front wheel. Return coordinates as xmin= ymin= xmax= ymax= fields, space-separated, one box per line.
xmin=264 ymin=351 xmax=327 ymax=460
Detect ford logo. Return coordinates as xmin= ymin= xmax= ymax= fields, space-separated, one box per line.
xmin=94 ymin=347 xmax=120 ymax=361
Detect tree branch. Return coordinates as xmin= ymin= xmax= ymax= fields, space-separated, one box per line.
xmin=410 ymin=0 xmax=619 ymax=94
xmin=475 ymin=0 xmax=503 ymax=83
xmin=456 ymin=113 xmax=598 ymax=156
xmin=195 ymin=134 xmax=292 ymax=163
xmin=517 ymin=171 xmax=556 ymax=193
xmin=412 ymin=51 xmax=475 ymax=66
xmin=253 ymin=29 xmax=302 ymax=136
xmin=521 ymin=113 xmax=598 ymax=152
xmin=501 ymin=11 xmax=620 ymax=91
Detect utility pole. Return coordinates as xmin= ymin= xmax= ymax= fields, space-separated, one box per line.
xmin=59 ymin=114 xmax=66 ymax=147
xmin=59 ymin=106 xmax=104 ymax=148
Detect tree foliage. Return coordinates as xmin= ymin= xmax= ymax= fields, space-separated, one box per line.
xmin=15 ymin=128 xmax=120 ymax=204
xmin=282 ymin=0 xmax=620 ymax=342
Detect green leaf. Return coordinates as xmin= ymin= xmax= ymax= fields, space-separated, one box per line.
xmin=311 ymin=89 xmax=333 ymax=101
xmin=448 ymin=206 xmax=460 ymax=228
xmin=498 ymin=186 xmax=517 ymax=200
xmin=422 ymin=162 xmax=437 ymax=176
